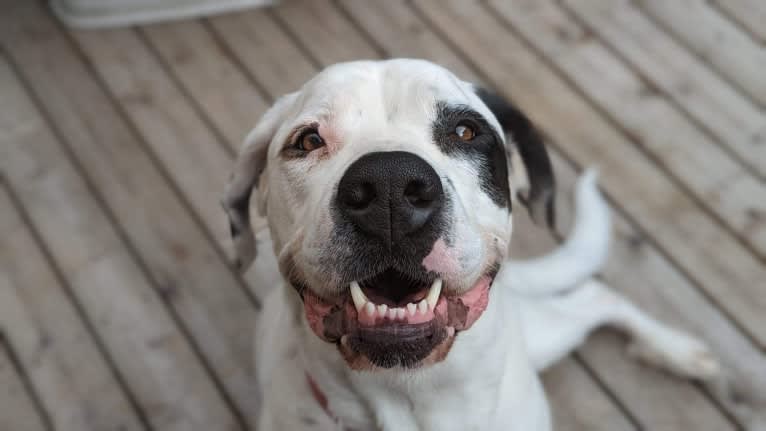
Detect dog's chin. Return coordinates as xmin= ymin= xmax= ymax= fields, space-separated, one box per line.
xmin=299 ymin=268 xmax=496 ymax=371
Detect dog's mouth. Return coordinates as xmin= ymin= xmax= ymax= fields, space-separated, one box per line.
xmin=300 ymin=267 xmax=496 ymax=370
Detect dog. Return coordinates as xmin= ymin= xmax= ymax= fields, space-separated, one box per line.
xmin=222 ymin=59 xmax=720 ymax=430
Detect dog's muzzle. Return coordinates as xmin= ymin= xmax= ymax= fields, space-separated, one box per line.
xmin=295 ymin=151 xmax=497 ymax=369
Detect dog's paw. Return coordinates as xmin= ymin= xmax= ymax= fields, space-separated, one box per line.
xmin=626 ymin=327 xmax=720 ymax=381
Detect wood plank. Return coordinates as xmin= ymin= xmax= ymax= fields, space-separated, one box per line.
xmin=499 ymin=0 xmax=766 ymax=259
xmin=405 ymin=0 xmax=766 ymax=348
xmin=490 ymin=0 xmax=766 ymax=269
xmin=223 ymin=1 xmax=634 ymax=427
xmin=1 ymin=2 xmax=259 ymax=426
xmin=139 ymin=13 xmax=312 ymax=299
xmin=137 ymin=20 xmax=271 ymax=295
xmin=337 ymin=0 xmax=480 ymax=82
xmin=0 ymin=186 xmax=145 ymax=430
xmin=0 ymin=334 xmax=48 ymax=431
xmin=271 ymin=0 xmax=378 ymax=67
xmin=140 ymin=20 xmax=269 ymax=149
xmin=408 ymin=0 xmax=766 ymax=427
xmin=207 ymin=8 xmax=317 ymax=97
xmin=637 ymin=0 xmax=766 ymax=108
xmin=712 ymin=0 xmax=766 ymax=44
xmin=542 ymin=358 xmax=635 ymax=431
xmin=0 ymin=33 xmax=240 ymax=431
xmin=560 ymin=0 xmax=766 ymax=179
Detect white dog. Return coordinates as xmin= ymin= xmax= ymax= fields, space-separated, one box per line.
xmin=223 ymin=59 xmax=719 ymax=431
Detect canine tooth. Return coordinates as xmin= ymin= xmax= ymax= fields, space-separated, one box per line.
xmin=426 ymin=278 xmax=442 ymax=309
xmin=396 ymin=308 xmax=406 ymax=319
xmin=418 ymin=299 xmax=428 ymax=314
xmin=364 ymin=302 xmax=376 ymax=316
xmin=407 ymin=303 xmax=417 ymax=316
xmin=377 ymin=304 xmax=388 ymax=317
xmin=350 ymin=281 xmax=368 ymax=311
xmin=387 ymin=308 xmax=397 ymax=319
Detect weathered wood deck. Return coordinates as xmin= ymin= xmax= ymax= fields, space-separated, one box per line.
xmin=1 ymin=0 xmax=764 ymax=430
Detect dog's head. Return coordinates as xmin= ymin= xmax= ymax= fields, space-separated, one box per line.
xmin=224 ymin=59 xmax=554 ymax=370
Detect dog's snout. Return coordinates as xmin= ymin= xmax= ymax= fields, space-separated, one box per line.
xmin=337 ymin=151 xmax=444 ymax=246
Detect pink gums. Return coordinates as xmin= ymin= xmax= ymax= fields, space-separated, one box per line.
xmin=422 ymin=238 xmax=460 ymax=274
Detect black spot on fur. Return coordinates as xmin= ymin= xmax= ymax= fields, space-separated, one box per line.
xmin=431 ymin=102 xmax=511 ymax=207
xmin=474 ymin=87 xmax=556 ymax=228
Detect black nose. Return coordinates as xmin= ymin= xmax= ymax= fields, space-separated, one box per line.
xmin=336 ymin=151 xmax=444 ymax=246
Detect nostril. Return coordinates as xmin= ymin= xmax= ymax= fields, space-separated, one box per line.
xmin=404 ymin=181 xmax=437 ymax=208
xmin=343 ymin=182 xmax=377 ymax=210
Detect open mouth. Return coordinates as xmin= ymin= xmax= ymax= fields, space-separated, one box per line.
xmin=301 ymin=267 xmax=496 ymax=369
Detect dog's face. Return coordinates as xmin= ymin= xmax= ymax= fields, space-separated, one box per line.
xmin=224 ymin=59 xmax=554 ymax=370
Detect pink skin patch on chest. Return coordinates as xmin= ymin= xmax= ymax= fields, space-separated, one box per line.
xmin=422 ymin=238 xmax=460 ymax=275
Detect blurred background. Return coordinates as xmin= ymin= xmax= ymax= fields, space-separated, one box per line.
xmin=0 ymin=0 xmax=764 ymax=430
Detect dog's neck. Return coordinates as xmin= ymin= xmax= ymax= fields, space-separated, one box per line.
xmin=296 ymin=286 xmax=551 ymax=431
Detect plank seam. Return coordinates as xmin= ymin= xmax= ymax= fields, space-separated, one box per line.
xmin=572 ymin=353 xmax=642 ymax=429
xmin=202 ymin=17 xmax=279 ymax=106
xmin=552 ymin=0 xmax=766 ymax=256
xmin=133 ymin=26 xmax=262 ymax=310
xmin=0 ymin=331 xmax=54 ymax=431
xmin=329 ymin=0 xmax=390 ymax=59
xmin=487 ymin=0 xmax=765 ymax=260
xmin=410 ymin=0 xmax=756 ymax=426
xmin=478 ymin=0 xmax=765 ymax=352
xmin=555 ymin=0 xmax=765 ymax=182
xmin=55 ymin=22 xmax=252 ymax=430
xmin=8 ymin=9 xmax=250 ymax=429
xmin=0 ymin=65 xmax=155 ymax=431
xmin=632 ymin=0 xmax=766 ymax=110
xmin=707 ymin=0 xmax=766 ymax=46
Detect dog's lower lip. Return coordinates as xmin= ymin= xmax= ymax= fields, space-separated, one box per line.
xmin=300 ymin=267 xmax=496 ymax=368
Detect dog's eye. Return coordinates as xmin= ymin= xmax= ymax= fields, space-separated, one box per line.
xmin=455 ymin=123 xmax=476 ymax=141
xmin=296 ymin=131 xmax=325 ymax=152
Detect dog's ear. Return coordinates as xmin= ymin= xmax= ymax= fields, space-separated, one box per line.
xmin=222 ymin=92 xmax=297 ymax=272
xmin=475 ymin=87 xmax=556 ymax=229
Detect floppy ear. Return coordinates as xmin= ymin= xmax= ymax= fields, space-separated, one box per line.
xmin=475 ymin=87 xmax=556 ymax=229
xmin=222 ymin=92 xmax=297 ymax=272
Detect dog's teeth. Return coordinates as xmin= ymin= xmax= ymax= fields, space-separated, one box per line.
xmin=418 ymin=299 xmax=428 ymax=314
xmin=387 ymin=308 xmax=397 ymax=319
xmin=426 ymin=278 xmax=442 ymax=309
xmin=350 ymin=281 xmax=369 ymax=312
xmin=364 ymin=302 xmax=376 ymax=316
xmin=406 ymin=303 xmax=417 ymax=316
xmin=377 ymin=304 xmax=388 ymax=317
xmin=396 ymin=308 xmax=406 ymax=319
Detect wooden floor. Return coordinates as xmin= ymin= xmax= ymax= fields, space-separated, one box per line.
xmin=1 ymin=0 xmax=765 ymax=430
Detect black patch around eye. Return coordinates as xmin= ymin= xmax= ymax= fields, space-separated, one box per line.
xmin=432 ymin=102 xmax=511 ymax=208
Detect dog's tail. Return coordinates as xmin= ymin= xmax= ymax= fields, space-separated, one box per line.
xmin=500 ymin=169 xmax=611 ymax=296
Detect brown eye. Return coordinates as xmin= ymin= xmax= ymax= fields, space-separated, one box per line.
xmin=297 ymin=131 xmax=325 ymax=152
xmin=455 ymin=123 xmax=475 ymax=141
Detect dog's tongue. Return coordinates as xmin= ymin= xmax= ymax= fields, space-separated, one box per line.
xmin=302 ymin=276 xmax=492 ymax=343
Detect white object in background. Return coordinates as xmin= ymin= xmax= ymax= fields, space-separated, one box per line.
xmin=51 ymin=0 xmax=278 ymax=28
